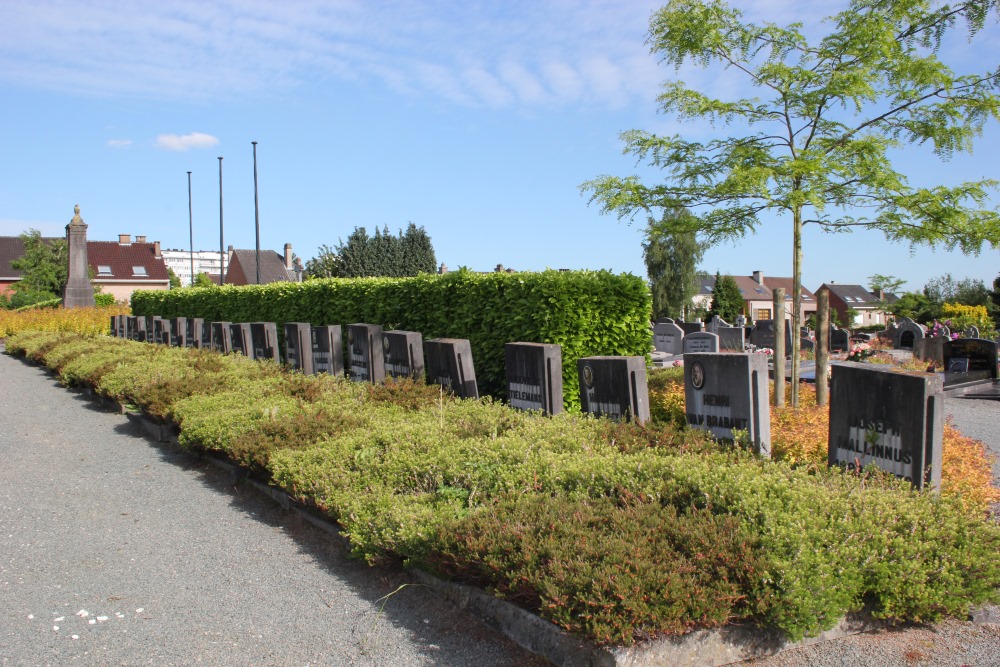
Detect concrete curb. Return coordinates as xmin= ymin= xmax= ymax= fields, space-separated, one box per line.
xmin=12 ymin=353 xmax=1000 ymax=666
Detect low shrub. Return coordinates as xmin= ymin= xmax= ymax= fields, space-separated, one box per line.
xmin=0 ymin=304 xmax=130 ymax=338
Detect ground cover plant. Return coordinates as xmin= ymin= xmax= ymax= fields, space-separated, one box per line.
xmin=0 ymin=303 xmax=130 ymax=339
xmin=4 ymin=330 xmax=1000 ymax=647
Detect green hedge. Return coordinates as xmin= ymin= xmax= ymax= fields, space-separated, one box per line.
xmin=130 ymin=269 xmax=652 ymax=410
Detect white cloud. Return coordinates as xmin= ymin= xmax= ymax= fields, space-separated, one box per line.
xmin=107 ymin=139 xmax=133 ymax=148
xmin=154 ymin=132 xmax=220 ymax=152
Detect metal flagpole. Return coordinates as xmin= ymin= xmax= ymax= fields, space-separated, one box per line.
xmin=187 ymin=171 xmax=194 ymax=286
xmin=252 ymin=141 xmax=261 ymax=285
xmin=218 ymin=157 xmax=225 ymax=285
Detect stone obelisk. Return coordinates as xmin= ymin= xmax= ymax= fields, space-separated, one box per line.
xmin=63 ymin=204 xmax=95 ymax=308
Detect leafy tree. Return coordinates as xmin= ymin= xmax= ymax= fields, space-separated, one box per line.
xmin=890 ymin=291 xmax=940 ymax=322
xmin=707 ymin=273 xmax=744 ymax=322
xmin=167 ymin=268 xmax=181 ymax=289
xmin=992 ymin=275 xmax=1000 ymax=323
xmin=305 ymin=224 xmax=437 ymax=278
xmin=192 ymin=272 xmax=216 ymax=288
xmin=643 ymin=209 xmax=706 ymax=319
xmin=867 ymin=274 xmax=906 ymax=296
xmin=10 ymin=229 xmax=67 ymax=307
xmin=583 ymin=0 xmax=1000 ymax=404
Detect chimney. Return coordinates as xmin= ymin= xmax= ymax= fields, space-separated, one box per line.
xmin=154 ymin=241 xmax=161 ymax=258
xmin=752 ymin=270 xmax=764 ymax=285
xmin=874 ymin=288 xmax=885 ymax=300
xmin=136 ymin=235 xmax=147 ymax=243
xmin=118 ymin=234 xmax=131 ymax=245
xmin=284 ymin=243 xmax=293 ymax=270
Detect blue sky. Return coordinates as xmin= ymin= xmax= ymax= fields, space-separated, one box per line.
xmin=1 ymin=0 xmax=997 ymax=295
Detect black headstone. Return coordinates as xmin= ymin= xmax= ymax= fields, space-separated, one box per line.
xmin=718 ymin=326 xmax=745 ymax=351
xmin=153 ymin=318 xmax=170 ymax=346
xmin=684 ymin=352 xmax=770 ymax=456
xmin=424 ymin=338 xmax=479 ymax=399
xmin=382 ymin=330 xmax=425 ymax=380
xmin=230 ymin=323 xmax=253 ymax=357
xmin=132 ymin=316 xmax=147 ymax=342
xmin=311 ymin=325 xmax=344 ymax=376
xmin=210 ymin=322 xmax=233 ymax=354
xmin=199 ymin=319 xmax=213 ymax=349
xmin=185 ymin=318 xmax=204 ymax=349
xmin=170 ymin=317 xmax=187 ymax=348
xmin=678 ymin=321 xmax=704 ymax=336
xmin=577 ymin=356 xmax=649 ymax=424
xmin=829 ymin=327 xmax=850 ymax=352
xmin=943 ymin=338 xmax=998 ymax=386
xmin=284 ymin=322 xmax=313 ymax=373
xmin=347 ymin=323 xmax=385 ymax=383
xmin=505 ymin=342 xmax=563 ymax=415
xmin=250 ymin=322 xmax=280 ymax=362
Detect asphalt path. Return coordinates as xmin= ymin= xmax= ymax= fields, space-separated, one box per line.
xmin=0 ymin=352 xmax=545 ymax=667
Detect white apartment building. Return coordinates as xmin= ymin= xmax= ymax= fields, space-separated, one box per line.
xmin=161 ymin=248 xmax=230 ymax=286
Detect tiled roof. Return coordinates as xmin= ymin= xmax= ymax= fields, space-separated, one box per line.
xmin=225 ymin=249 xmax=294 ymax=285
xmin=695 ymin=273 xmax=817 ymax=301
xmin=764 ymin=277 xmax=817 ymax=302
xmin=819 ymin=283 xmax=881 ymax=307
xmin=0 ymin=235 xmax=61 ymax=279
xmin=87 ymin=241 xmax=169 ymax=282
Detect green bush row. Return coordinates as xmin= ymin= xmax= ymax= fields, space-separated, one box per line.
xmin=5 ymin=330 xmax=999 ymax=646
xmin=129 ymin=269 xmax=652 ymax=410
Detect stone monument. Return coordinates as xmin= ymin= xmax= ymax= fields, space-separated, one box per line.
xmin=62 ymin=205 xmax=95 ymax=308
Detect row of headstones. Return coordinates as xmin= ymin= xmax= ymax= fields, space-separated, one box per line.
xmin=109 ymin=315 xmax=642 ymax=419
xmin=886 ymin=317 xmax=985 ymax=350
xmin=653 ymin=316 xmax=851 ymax=356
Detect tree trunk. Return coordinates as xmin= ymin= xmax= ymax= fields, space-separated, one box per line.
xmin=772 ymin=287 xmax=785 ymax=407
xmin=791 ymin=207 xmax=802 ymax=407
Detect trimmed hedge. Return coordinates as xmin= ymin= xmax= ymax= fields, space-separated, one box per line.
xmin=129 ymin=269 xmax=652 ymax=410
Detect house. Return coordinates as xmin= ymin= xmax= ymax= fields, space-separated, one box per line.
xmin=87 ymin=234 xmax=170 ymax=302
xmin=224 ymin=243 xmax=299 ymax=285
xmin=0 ymin=235 xmax=60 ymax=296
xmin=816 ymin=283 xmax=893 ymax=328
xmin=695 ymin=271 xmax=817 ymax=324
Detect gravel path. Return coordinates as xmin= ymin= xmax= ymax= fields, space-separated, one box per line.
xmin=0 ymin=352 xmax=545 ymax=667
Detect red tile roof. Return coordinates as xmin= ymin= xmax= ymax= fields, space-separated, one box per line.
xmin=87 ymin=241 xmax=169 ymax=282
xmin=0 ymin=236 xmax=61 ymax=280
xmin=225 ymin=249 xmax=293 ymax=285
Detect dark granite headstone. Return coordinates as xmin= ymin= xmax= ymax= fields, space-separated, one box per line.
xmin=311 ymin=325 xmax=344 ymax=376
xmin=965 ymin=325 xmax=980 ymax=339
xmin=109 ymin=315 xmax=119 ymax=338
xmin=185 ymin=318 xmax=203 ymax=349
xmin=210 ymin=322 xmax=233 ymax=354
xmin=153 ymin=318 xmax=170 ymax=346
xmin=943 ymin=338 xmax=998 ymax=386
xmin=718 ymin=326 xmax=745 ymax=351
xmin=652 ymin=321 xmax=684 ymax=355
xmin=116 ymin=315 xmax=127 ymax=339
xmin=684 ymin=353 xmax=770 ymax=457
xmin=132 ymin=316 xmax=147 ymax=343
xmin=284 ymin=323 xmax=313 ymax=373
xmin=199 ymin=319 xmax=213 ymax=349
xmin=679 ymin=321 xmax=704 ymax=336
xmin=913 ymin=336 xmax=947 ymax=367
xmin=829 ymin=327 xmax=850 ymax=353
xmin=424 ymin=338 xmax=479 ymax=398
xmin=829 ymin=363 xmax=943 ymax=489
xmin=230 ymin=323 xmax=253 ymax=357
xmin=170 ymin=317 xmax=187 ymax=348
xmin=382 ymin=330 xmax=424 ymax=380
xmin=749 ymin=320 xmax=792 ymax=355
xmin=683 ymin=331 xmax=720 ymax=354
xmin=800 ymin=337 xmax=815 ymax=352
xmin=144 ymin=316 xmax=159 ymax=343
xmin=577 ymin=356 xmax=649 ymax=424
xmin=347 ymin=323 xmax=385 ymax=383
xmin=505 ymin=342 xmax=563 ymax=415
xmin=250 ymin=322 xmax=280 ymax=362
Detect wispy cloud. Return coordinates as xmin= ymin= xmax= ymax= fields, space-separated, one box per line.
xmin=154 ymin=132 xmax=220 ymax=151
xmin=107 ymin=139 xmax=133 ymax=148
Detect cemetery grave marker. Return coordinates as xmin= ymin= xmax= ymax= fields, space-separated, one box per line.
xmin=893 ymin=317 xmax=925 ymax=350
xmin=230 ymin=323 xmax=253 ymax=358
xmin=829 ymin=363 xmax=942 ymax=489
xmin=965 ymin=325 xmax=980 ymax=339
xmin=170 ymin=317 xmax=187 ymax=348
xmin=750 ymin=320 xmax=792 ymax=355
xmin=424 ymin=338 xmax=479 ymax=399
xmin=943 ymin=338 xmax=998 ymax=385
xmin=707 ymin=315 xmax=730 ymax=335
xmin=577 ymin=356 xmax=649 ymax=423
xmin=679 ymin=321 xmax=704 ymax=336
xmin=131 ymin=316 xmax=147 ymax=343
xmin=684 ymin=353 xmax=770 ymax=457
xmin=198 ymin=319 xmax=212 ymax=349
xmin=718 ymin=326 xmax=746 ymax=351
xmin=210 ymin=322 xmax=233 ymax=354
xmin=153 ymin=318 xmax=171 ymax=346
xmin=250 ymin=322 xmax=280 ymax=362
xmin=183 ymin=318 xmax=202 ymax=349
xmin=829 ymin=327 xmax=850 ymax=353
xmin=284 ymin=323 xmax=312 ymax=374
xmin=683 ymin=331 xmax=720 ymax=354
xmin=505 ymin=342 xmax=563 ymax=415
xmin=652 ymin=320 xmax=684 ymax=356
xmin=382 ymin=330 xmax=425 ymax=380
xmin=347 ymin=323 xmax=385 ymax=383
xmin=311 ymin=325 xmax=344 ymax=376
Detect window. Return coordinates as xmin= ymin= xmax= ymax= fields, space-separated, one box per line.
xmin=97 ymin=265 xmax=112 ymax=275
xmin=132 ymin=266 xmax=148 ymax=276
xmin=756 ymin=308 xmax=771 ymax=320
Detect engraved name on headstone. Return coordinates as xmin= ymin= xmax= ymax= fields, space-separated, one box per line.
xmin=347 ymin=323 xmax=385 ymax=383
xmin=424 ymin=338 xmax=479 ymax=399
xmin=683 ymin=331 xmax=720 ymax=354
xmin=505 ymin=342 xmax=563 ymax=415
xmin=577 ymin=356 xmax=650 ymax=424
xmin=652 ymin=320 xmax=684 ymax=355
xmin=311 ymin=325 xmax=344 ymax=376
xmin=382 ymin=330 xmax=425 ymax=380
xmin=684 ymin=352 xmax=770 ymax=457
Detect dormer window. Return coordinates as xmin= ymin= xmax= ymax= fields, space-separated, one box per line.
xmin=97 ymin=265 xmax=113 ymax=275
xmin=132 ymin=266 xmax=148 ymax=276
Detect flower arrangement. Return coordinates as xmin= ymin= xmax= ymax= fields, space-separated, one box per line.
xmin=846 ymin=342 xmax=875 ymax=362
xmin=928 ymin=319 xmax=960 ymax=340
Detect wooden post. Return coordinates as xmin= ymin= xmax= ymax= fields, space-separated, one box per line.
xmin=816 ymin=288 xmax=830 ymax=406
xmin=772 ymin=287 xmax=785 ymax=407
